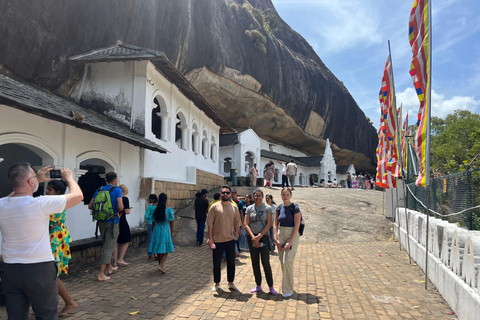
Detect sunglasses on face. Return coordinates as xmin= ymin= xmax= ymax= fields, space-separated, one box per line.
xmin=221 ymin=191 xmax=231 ymax=195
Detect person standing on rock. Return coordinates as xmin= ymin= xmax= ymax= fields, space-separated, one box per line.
xmin=207 ymin=186 xmax=241 ymax=292
xmin=286 ymin=160 xmax=297 ymax=190
xmin=249 ymin=163 xmax=259 ymax=187
xmin=194 ymin=189 xmax=209 ymax=246
xmin=274 ymin=188 xmax=301 ymax=298
xmin=277 ymin=160 xmax=289 ymax=188
xmin=264 ymin=161 xmax=275 ymax=188
xmin=345 ymin=171 xmax=352 ymax=188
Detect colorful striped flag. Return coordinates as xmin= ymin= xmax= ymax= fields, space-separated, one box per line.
xmin=401 ymin=112 xmax=409 ymax=173
xmin=409 ymin=0 xmax=431 ymax=187
xmin=377 ymin=55 xmax=400 ymax=188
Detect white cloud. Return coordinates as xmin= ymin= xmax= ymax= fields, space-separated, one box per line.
xmin=396 ymin=87 xmax=480 ymax=121
xmin=273 ymin=0 xmax=383 ymax=54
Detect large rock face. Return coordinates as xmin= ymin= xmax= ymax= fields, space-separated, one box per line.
xmin=0 ymin=0 xmax=377 ymax=172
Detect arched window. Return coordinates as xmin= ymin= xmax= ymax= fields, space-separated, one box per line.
xmin=0 ymin=143 xmax=47 ymax=197
xmin=244 ymin=152 xmax=254 ymax=174
xmin=151 ymin=96 xmax=168 ymax=141
xmin=175 ymin=112 xmax=188 ymax=150
xmin=201 ymin=130 xmax=208 ymax=158
xmin=191 ymin=123 xmax=199 ymax=154
xmin=223 ymin=157 xmax=232 ymax=173
xmin=210 ymin=136 xmax=216 ymax=162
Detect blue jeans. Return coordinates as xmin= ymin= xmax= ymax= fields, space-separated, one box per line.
xmin=196 ymin=219 xmax=206 ymax=245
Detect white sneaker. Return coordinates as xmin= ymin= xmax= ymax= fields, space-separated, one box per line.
xmin=212 ymin=284 xmax=220 ymax=292
xmin=283 ymin=292 xmax=293 ymax=298
xmin=228 ymin=283 xmax=239 ymax=291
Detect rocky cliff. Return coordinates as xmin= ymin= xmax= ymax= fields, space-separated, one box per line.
xmin=0 ymin=0 xmax=378 ymax=171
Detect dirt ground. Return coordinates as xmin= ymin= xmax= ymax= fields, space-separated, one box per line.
xmin=225 ymin=185 xmax=392 ymax=244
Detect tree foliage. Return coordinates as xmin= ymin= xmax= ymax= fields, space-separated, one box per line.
xmin=430 ymin=110 xmax=480 ymax=173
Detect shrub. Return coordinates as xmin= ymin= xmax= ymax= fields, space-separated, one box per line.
xmin=245 ymin=29 xmax=267 ymax=54
xmin=251 ymin=7 xmax=264 ymax=26
xmin=264 ymin=14 xmax=280 ymax=34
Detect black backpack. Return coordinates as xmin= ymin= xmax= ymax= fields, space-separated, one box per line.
xmin=276 ymin=203 xmax=305 ymax=236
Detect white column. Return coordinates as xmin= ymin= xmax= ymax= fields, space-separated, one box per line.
xmin=193 ymin=132 xmax=199 ymax=154
xmin=178 ymin=125 xmax=189 ymax=150
xmin=157 ymin=111 xmax=170 ymax=142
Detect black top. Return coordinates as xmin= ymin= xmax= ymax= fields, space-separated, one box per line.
xmin=194 ymin=197 xmax=209 ymax=220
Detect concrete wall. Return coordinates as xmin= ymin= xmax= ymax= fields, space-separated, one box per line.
xmin=394 ymin=207 xmax=480 ymax=320
xmin=139 ymin=169 xmax=224 ymax=213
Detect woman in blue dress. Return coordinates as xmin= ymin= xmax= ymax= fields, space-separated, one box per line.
xmin=148 ymin=193 xmax=174 ymax=273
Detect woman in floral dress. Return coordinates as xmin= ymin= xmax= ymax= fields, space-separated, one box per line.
xmin=264 ymin=161 xmax=275 ymax=188
xmin=46 ymin=180 xmax=78 ymax=316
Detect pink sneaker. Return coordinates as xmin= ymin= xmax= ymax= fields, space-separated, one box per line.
xmin=269 ymin=287 xmax=278 ymax=295
xmin=250 ymin=286 xmax=262 ymax=293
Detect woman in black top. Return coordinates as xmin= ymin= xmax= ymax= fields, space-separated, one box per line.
xmin=114 ymin=184 xmax=132 ymax=267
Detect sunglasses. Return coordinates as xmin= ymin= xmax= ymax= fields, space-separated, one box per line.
xmin=221 ymin=191 xmax=231 ymax=195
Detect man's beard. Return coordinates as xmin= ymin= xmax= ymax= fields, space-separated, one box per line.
xmin=221 ymin=195 xmax=230 ymax=201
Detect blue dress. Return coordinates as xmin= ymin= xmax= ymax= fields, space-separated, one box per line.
xmin=149 ymin=207 xmax=175 ymax=254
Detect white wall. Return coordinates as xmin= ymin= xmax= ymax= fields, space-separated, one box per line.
xmin=0 ymin=105 xmax=143 ymax=244
xmin=142 ymin=63 xmax=220 ymax=180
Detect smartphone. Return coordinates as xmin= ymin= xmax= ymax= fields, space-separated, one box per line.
xmin=49 ymin=170 xmax=62 ymax=179
xmin=281 ymin=243 xmax=291 ymax=250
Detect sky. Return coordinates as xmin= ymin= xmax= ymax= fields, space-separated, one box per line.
xmin=271 ymin=0 xmax=480 ymax=130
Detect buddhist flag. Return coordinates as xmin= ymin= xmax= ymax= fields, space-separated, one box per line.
xmin=409 ymin=0 xmax=431 ymax=187
xmin=377 ymin=54 xmax=400 ymax=189
xmin=401 ymin=112 xmax=409 ymax=173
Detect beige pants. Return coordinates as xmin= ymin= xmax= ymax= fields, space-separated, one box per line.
xmin=250 ymin=175 xmax=257 ymax=187
xmin=277 ymin=226 xmax=300 ymax=294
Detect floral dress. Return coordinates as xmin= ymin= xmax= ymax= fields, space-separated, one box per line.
xmin=49 ymin=210 xmax=72 ymax=275
xmin=264 ymin=165 xmax=275 ymax=182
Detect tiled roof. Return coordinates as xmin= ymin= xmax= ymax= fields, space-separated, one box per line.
xmin=336 ymin=165 xmax=350 ymax=174
xmin=260 ymin=150 xmax=311 ymax=167
xmin=70 ymin=41 xmax=234 ymax=133
xmin=0 ymin=74 xmax=167 ymax=153
xmin=295 ymin=156 xmax=324 ymax=167
xmin=219 ymin=133 xmax=239 ymax=146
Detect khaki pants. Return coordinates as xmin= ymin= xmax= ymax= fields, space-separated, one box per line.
xmin=288 ymin=175 xmax=296 ymax=188
xmin=98 ymin=222 xmax=119 ymax=265
xmin=277 ymin=226 xmax=300 ymax=294
xmin=250 ymin=175 xmax=257 ymax=187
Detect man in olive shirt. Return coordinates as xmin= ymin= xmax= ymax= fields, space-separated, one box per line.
xmin=207 ymin=185 xmax=241 ymax=292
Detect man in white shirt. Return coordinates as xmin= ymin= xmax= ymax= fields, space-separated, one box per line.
xmin=0 ymin=163 xmax=83 ymax=319
xmin=277 ymin=160 xmax=289 ymax=188
xmin=286 ymin=160 xmax=298 ymax=190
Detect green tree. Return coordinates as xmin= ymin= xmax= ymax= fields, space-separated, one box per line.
xmin=430 ymin=110 xmax=480 ymax=173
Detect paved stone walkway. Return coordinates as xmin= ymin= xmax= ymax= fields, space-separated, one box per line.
xmin=0 ymin=241 xmax=456 ymax=319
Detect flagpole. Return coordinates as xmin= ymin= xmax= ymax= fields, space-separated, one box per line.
xmin=424 ymin=0 xmax=433 ymax=290
xmin=404 ymin=133 xmax=412 ymax=264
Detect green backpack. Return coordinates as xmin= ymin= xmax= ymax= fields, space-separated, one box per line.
xmin=92 ymin=186 xmax=117 ymax=221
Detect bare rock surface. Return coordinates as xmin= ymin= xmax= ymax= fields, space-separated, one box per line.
xmin=0 ymin=0 xmax=378 ymax=171
xmin=173 ymin=186 xmax=392 ymax=245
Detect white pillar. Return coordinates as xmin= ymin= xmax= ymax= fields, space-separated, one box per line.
xmin=178 ymin=125 xmax=189 ymax=150
xmin=157 ymin=112 xmax=170 ymax=142
xmin=193 ymin=132 xmax=199 ymax=154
